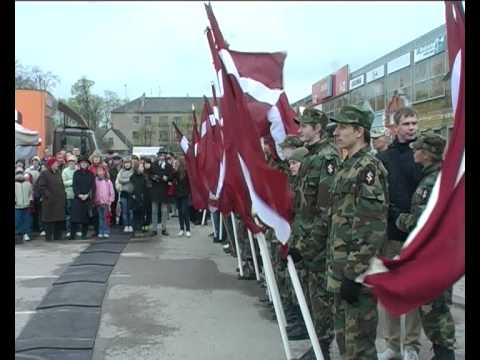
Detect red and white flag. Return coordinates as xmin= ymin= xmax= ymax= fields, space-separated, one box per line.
xmin=205 ymin=4 xmax=298 ymax=160
xmin=173 ymin=120 xmax=208 ymax=210
xmin=362 ymin=1 xmax=465 ymax=316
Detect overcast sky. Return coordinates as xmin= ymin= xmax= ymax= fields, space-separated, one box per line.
xmin=15 ymin=1 xmax=448 ymax=103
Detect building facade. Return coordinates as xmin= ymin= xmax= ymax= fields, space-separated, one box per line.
xmin=293 ymin=25 xmax=452 ymax=137
xmin=111 ymin=97 xmax=207 ymax=152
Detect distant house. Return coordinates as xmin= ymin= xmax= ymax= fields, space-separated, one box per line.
xmin=100 ymin=128 xmax=133 ymax=155
xmin=111 ymin=96 xmax=208 ymax=150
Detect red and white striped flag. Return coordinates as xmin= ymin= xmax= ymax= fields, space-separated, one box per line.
xmin=362 ymin=1 xmax=465 ymax=316
xmin=205 ymin=3 xmax=299 ymax=160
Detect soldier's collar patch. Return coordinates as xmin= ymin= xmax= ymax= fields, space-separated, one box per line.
xmin=363 ymin=165 xmax=375 ymax=185
xmin=422 ymin=189 xmax=429 ymax=199
xmin=326 ymin=160 xmax=336 ymax=175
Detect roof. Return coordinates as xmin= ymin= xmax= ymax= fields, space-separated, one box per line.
xmin=112 ymin=96 xmax=209 ymax=114
xmin=103 ymin=128 xmax=133 ymax=149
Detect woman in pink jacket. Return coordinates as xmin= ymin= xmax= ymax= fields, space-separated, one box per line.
xmin=94 ymin=166 xmax=115 ymax=238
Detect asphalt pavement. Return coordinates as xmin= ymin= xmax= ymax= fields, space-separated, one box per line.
xmin=15 ymin=219 xmax=465 ymax=359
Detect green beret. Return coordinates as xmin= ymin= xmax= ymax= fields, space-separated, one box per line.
xmin=279 ymin=135 xmax=303 ymax=149
xmin=410 ymin=133 xmax=446 ymax=159
xmin=300 ymin=108 xmax=329 ymax=128
xmin=332 ymin=102 xmax=374 ymax=131
xmin=288 ymin=147 xmax=309 ymax=163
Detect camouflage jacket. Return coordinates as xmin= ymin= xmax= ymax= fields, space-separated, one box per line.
xmin=293 ymin=137 xmax=341 ymax=268
xmin=396 ymin=162 xmax=441 ymax=233
xmin=327 ymin=146 xmax=388 ymax=292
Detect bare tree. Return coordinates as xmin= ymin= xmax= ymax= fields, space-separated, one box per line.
xmin=15 ymin=59 xmax=60 ymax=92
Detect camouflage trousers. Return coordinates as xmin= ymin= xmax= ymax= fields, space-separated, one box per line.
xmin=308 ymin=270 xmax=334 ymax=343
xmin=420 ymin=288 xmax=456 ymax=350
xmin=334 ymin=289 xmax=378 ymax=360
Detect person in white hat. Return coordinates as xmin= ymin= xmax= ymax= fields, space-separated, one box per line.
xmin=371 ymin=128 xmax=391 ymax=154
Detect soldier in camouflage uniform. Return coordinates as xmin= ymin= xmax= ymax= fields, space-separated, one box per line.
xmin=286 ymin=108 xmax=341 ymax=360
xmin=327 ymin=104 xmax=389 ymax=359
xmin=396 ymin=133 xmax=456 ymax=360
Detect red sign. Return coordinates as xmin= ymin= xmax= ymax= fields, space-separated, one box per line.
xmin=312 ymin=75 xmax=333 ymax=105
xmin=334 ymin=65 xmax=349 ymax=96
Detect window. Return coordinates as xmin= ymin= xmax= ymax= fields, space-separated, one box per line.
xmin=144 ymin=116 xmax=152 ymax=125
xmin=386 ymin=66 xmax=412 ymax=100
xmin=133 ymin=116 xmax=140 ymax=124
xmin=105 ymin=137 xmax=114 ymax=147
xmin=173 ymin=116 xmax=182 ymax=123
xmin=159 ymin=115 xmax=169 ymax=124
xmin=158 ymin=130 xmax=169 ymax=142
xmin=413 ymin=52 xmax=447 ymax=102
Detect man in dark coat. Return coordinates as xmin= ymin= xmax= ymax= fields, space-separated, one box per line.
xmin=130 ymin=163 xmax=147 ymax=235
xmin=109 ymin=153 xmax=122 ymax=226
xmin=71 ymin=156 xmax=96 ymax=240
xmin=36 ymin=158 xmax=66 ymax=241
xmin=376 ymin=107 xmax=424 ymax=360
xmin=148 ymin=151 xmax=173 ymax=235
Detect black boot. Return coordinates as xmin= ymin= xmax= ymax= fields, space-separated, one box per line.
xmin=431 ymin=344 xmax=455 ymax=360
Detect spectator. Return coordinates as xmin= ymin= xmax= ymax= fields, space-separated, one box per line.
xmin=109 ymin=154 xmax=122 ymax=226
xmin=149 ymin=151 xmax=173 ymax=236
xmin=115 ymin=157 xmax=134 ymax=233
xmin=62 ymin=154 xmax=77 ymax=238
xmin=71 ymin=156 xmax=96 ymax=240
xmin=166 ymin=153 xmax=177 ymax=217
xmin=36 ymin=158 xmax=66 ymax=241
xmin=371 ymin=128 xmax=391 ymax=154
xmin=25 ymin=156 xmax=43 ymax=234
xmin=94 ymin=166 xmax=115 ymax=238
xmin=130 ymin=162 xmax=147 ymax=235
xmin=55 ymin=152 xmax=66 ymax=173
xmin=173 ymin=157 xmax=191 ymax=237
xmin=142 ymin=158 xmax=153 ymax=231
xmin=16 ymin=159 xmax=25 ymax=169
xmin=15 ymin=166 xmax=33 ymax=242
xmin=72 ymin=147 xmax=81 ymax=158
xmin=89 ymin=151 xmax=106 ymax=177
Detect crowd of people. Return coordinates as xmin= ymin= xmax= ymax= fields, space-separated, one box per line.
xmin=15 ymin=148 xmax=201 ymax=243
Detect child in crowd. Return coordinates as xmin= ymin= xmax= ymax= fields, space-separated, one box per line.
xmin=15 ymin=166 xmax=33 ymax=242
xmin=94 ymin=166 xmax=115 ymax=238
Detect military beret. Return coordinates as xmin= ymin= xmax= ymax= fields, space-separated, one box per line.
xmin=410 ymin=133 xmax=446 ymax=159
xmin=288 ymin=147 xmax=309 ymax=163
xmin=332 ymin=102 xmax=375 ymax=131
xmin=300 ymin=108 xmax=329 ymax=128
xmin=279 ymin=135 xmax=303 ymax=149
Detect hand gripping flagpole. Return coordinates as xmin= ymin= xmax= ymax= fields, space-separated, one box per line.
xmin=255 ymin=229 xmax=292 ymax=359
xmin=230 ymin=213 xmax=244 ymax=277
xmin=247 ymin=229 xmax=260 ymax=281
xmin=286 ymin=255 xmax=324 ymax=360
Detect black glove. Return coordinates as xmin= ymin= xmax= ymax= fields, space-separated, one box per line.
xmin=288 ymin=247 xmax=303 ymax=263
xmin=340 ymin=278 xmax=362 ymax=305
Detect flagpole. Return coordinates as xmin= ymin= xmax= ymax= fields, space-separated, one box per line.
xmin=230 ymin=213 xmax=244 ymax=277
xmin=247 ymin=229 xmax=260 ymax=281
xmin=286 ymin=255 xmax=324 ymax=360
xmin=201 ymin=209 xmax=207 ymax=225
xmin=219 ymin=212 xmax=223 ymax=240
xmin=210 ymin=211 xmax=217 ymax=239
xmin=256 ymin=231 xmax=292 ymax=359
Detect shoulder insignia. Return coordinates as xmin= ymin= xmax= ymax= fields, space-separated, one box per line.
xmin=326 ymin=160 xmax=336 ymax=175
xmin=362 ymin=165 xmax=376 ymax=185
xmin=421 ymin=188 xmax=429 ymax=200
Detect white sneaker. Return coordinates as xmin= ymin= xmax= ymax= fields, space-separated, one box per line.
xmin=40 ymin=231 xmax=46 ymax=236
xmin=129 ymin=226 xmax=134 ymax=232
xmin=402 ymin=347 xmax=419 ymax=360
xmin=123 ymin=226 xmax=129 ymax=233
xmin=66 ymin=232 xmax=71 ymax=238
xmin=104 ymin=234 xmax=110 ymax=238
xmin=76 ymin=232 xmax=82 ymax=237
xmin=23 ymin=234 xmax=31 ymax=242
xmin=98 ymin=234 xmax=104 ymax=238
xmin=178 ymin=230 xmax=184 ymax=236
xmin=186 ymin=231 xmax=191 ymax=237
xmin=378 ymin=348 xmax=401 ymax=360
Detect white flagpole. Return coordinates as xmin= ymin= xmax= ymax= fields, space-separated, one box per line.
xmin=230 ymin=213 xmax=243 ymax=277
xmin=256 ymin=231 xmax=292 ymax=359
xmin=247 ymin=229 xmax=260 ymax=281
xmin=219 ymin=213 xmax=223 ymax=240
xmin=201 ymin=209 xmax=207 ymax=225
xmin=287 ymin=255 xmax=324 ymax=360
xmin=210 ymin=211 xmax=217 ymax=238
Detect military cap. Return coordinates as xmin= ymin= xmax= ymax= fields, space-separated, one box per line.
xmin=410 ymin=133 xmax=446 ymax=159
xmin=371 ymin=127 xmax=386 ymax=139
xmin=288 ymin=147 xmax=309 ymax=163
xmin=279 ymin=135 xmax=303 ymax=149
xmin=300 ymin=108 xmax=329 ymax=128
xmin=332 ymin=102 xmax=375 ymax=130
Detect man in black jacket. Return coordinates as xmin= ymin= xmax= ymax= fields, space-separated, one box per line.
xmin=376 ymin=107 xmax=424 ymax=360
xmin=148 ymin=150 xmax=173 ymax=236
